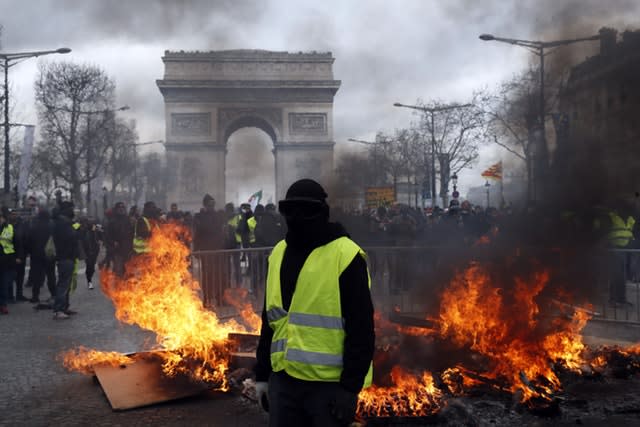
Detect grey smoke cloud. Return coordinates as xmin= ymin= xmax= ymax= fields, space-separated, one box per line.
xmin=0 ymin=0 xmax=638 ymax=197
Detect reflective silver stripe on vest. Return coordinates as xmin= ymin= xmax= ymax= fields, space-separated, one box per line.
xmin=289 ymin=312 xmax=344 ymax=329
xmin=286 ymin=348 xmax=343 ymax=367
xmin=271 ymin=339 xmax=287 ymax=354
xmin=267 ymin=307 xmax=288 ymax=323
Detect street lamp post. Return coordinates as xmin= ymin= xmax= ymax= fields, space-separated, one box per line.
xmin=0 ymin=47 xmax=71 ymax=194
xmin=479 ymin=32 xmax=599 ymax=201
xmin=451 ymin=172 xmax=459 ymax=201
xmin=393 ymin=102 xmax=472 ymax=208
xmin=485 ymin=180 xmax=491 ymax=209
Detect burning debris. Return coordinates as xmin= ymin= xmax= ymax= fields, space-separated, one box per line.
xmin=60 ymin=223 xmax=259 ymax=399
xmin=364 ymin=258 xmax=640 ymax=422
xmin=59 ymin=223 xmax=639 ymax=421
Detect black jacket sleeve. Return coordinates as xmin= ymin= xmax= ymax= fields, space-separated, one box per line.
xmin=254 ymin=303 xmax=273 ymax=382
xmin=339 ymin=254 xmax=375 ymax=393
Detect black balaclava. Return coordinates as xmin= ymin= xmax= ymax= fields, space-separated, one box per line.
xmin=280 ymin=179 xmax=330 ymax=247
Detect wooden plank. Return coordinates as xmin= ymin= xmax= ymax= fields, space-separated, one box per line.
xmin=93 ymin=352 xmax=209 ymax=411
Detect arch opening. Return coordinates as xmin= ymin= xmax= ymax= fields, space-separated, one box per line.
xmin=225 ymin=126 xmax=276 ymax=206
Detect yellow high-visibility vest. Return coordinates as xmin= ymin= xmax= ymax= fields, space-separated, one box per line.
xmin=0 ymin=224 xmax=15 ymax=254
xmin=608 ymin=212 xmax=635 ymax=248
xmin=266 ymin=237 xmax=373 ymax=387
xmin=133 ymin=217 xmax=152 ymax=254
xmin=247 ymin=216 xmax=257 ymax=244
xmin=227 ymin=214 xmax=243 ymax=244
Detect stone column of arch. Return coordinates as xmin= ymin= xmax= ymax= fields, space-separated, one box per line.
xmin=156 ymin=50 xmax=340 ymax=213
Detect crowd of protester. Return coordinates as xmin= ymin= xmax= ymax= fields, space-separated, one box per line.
xmin=0 ymin=201 xmax=102 ymax=318
xmin=1 ymin=191 xmax=637 ymax=318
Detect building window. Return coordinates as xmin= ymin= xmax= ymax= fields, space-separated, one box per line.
xmin=607 ymin=96 xmax=614 ymax=109
xmin=594 ymin=100 xmax=601 ymax=114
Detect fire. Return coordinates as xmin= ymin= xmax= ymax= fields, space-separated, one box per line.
xmin=358 ymin=260 xmax=596 ymax=417
xmin=358 ymin=366 xmax=444 ymax=417
xmin=437 ymin=262 xmax=589 ymax=403
xmin=223 ymin=288 xmax=261 ymax=332
xmin=60 ymin=346 xmax=134 ymax=375
xmin=62 ymin=222 xmax=256 ymax=388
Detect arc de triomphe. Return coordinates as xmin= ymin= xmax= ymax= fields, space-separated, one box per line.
xmin=156 ymin=50 xmax=341 ymax=211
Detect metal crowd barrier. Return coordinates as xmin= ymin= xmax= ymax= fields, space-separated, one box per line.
xmin=190 ymin=247 xmax=272 ymax=308
xmin=190 ymin=246 xmax=640 ymax=323
xmin=597 ymin=248 xmax=640 ymax=323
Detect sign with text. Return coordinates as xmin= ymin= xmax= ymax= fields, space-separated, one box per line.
xmin=365 ymin=186 xmax=395 ymax=208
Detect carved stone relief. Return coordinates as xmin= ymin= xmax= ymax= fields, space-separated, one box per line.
xmin=174 ymin=61 xmax=332 ymax=78
xmin=171 ymin=113 xmax=211 ymax=136
xmin=289 ymin=113 xmax=327 ymax=135
xmin=219 ymin=108 xmax=282 ymax=128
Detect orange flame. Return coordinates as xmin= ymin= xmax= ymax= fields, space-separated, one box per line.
xmin=62 ymin=222 xmax=255 ymax=388
xmin=60 ymin=346 xmax=134 ymax=375
xmin=437 ymin=262 xmax=589 ymax=403
xmin=358 ymin=366 xmax=444 ymax=417
xmin=223 ymin=288 xmax=261 ymax=333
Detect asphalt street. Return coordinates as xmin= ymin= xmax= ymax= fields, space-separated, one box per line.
xmin=0 ymin=266 xmax=268 ymax=427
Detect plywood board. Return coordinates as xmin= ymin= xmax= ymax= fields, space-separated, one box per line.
xmin=93 ymin=351 xmax=209 ymax=411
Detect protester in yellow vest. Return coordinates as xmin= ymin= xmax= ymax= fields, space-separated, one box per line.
xmin=606 ymin=208 xmax=636 ymax=305
xmin=238 ymin=203 xmax=256 ymax=247
xmin=133 ymin=201 xmax=160 ymax=254
xmin=224 ymin=203 xmax=242 ymax=248
xmin=254 ymin=179 xmax=374 ymax=426
xmin=0 ymin=208 xmax=24 ymax=314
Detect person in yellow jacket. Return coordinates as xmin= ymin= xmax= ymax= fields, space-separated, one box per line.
xmin=254 ymin=179 xmax=375 ymax=427
xmin=606 ymin=206 xmax=636 ymax=305
xmin=0 ymin=208 xmax=24 ymax=314
xmin=224 ymin=203 xmax=244 ymax=285
xmin=133 ymin=201 xmax=160 ymax=255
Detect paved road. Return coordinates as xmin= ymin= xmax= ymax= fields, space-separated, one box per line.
xmin=0 ymin=267 xmax=268 ymax=427
xmin=3 ymin=263 xmax=639 ymax=427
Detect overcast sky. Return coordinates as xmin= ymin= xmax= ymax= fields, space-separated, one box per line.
xmin=1 ymin=0 xmax=638 ymax=200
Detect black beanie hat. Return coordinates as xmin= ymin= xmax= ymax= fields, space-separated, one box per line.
xmin=284 ymin=179 xmax=327 ymax=202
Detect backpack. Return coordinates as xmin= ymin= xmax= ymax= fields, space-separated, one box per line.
xmin=44 ymin=236 xmax=56 ymax=259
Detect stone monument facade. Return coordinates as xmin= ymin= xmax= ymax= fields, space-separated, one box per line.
xmin=156 ymin=50 xmax=341 ymax=211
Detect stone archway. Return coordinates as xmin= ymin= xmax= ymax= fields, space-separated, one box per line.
xmin=156 ymin=50 xmax=341 ymax=212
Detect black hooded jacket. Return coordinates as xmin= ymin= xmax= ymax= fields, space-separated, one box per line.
xmin=254 ymin=221 xmax=375 ymax=393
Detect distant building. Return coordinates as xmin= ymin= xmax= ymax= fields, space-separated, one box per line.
xmin=557 ymin=27 xmax=640 ymax=204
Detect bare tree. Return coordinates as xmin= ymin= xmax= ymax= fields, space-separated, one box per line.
xmin=34 ymin=61 xmax=116 ymax=206
xmin=27 ymin=149 xmax=58 ymax=205
xmin=417 ymin=94 xmax=486 ymax=207
xmin=107 ymin=118 xmax=138 ymax=199
xmin=485 ymin=64 xmax=567 ymax=202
